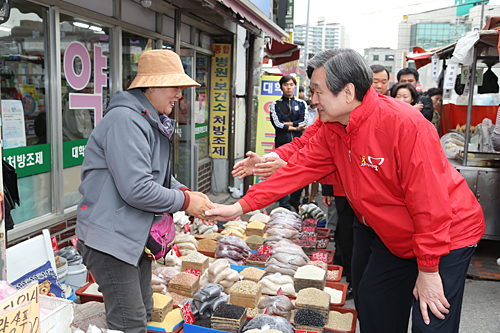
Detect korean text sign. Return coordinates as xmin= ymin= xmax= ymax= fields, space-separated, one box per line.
xmin=210 ymin=44 xmax=231 ymax=158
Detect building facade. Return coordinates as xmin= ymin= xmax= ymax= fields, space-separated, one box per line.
xmin=293 ymin=17 xmax=345 ymax=69
xmin=364 ymin=47 xmax=396 ymax=81
xmin=0 ymin=0 xmax=286 ymax=248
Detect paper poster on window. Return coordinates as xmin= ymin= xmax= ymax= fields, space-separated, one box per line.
xmin=1 ymin=100 xmax=27 ymax=149
xmin=210 ymin=44 xmax=231 ymax=158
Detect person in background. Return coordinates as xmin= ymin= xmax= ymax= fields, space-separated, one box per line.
xmin=269 ymin=75 xmax=307 ymax=212
xmin=397 ymin=67 xmax=434 ymax=121
xmin=210 ymin=48 xmax=485 ymax=333
xmin=391 ymin=83 xmax=419 ymax=106
xmin=76 ymin=50 xmax=215 ymax=333
xmin=425 ymin=87 xmax=443 ymax=130
xmin=298 ymin=86 xmax=309 ymax=105
xmin=303 ymin=90 xmax=319 ymax=205
xmin=370 ymin=64 xmax=390 ymax=95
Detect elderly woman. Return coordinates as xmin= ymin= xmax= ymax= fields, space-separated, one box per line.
xmin=76 ymin=50 xmax=214 ymax=333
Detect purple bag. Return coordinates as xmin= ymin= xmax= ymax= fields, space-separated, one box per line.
xmin=144 ymin=213 xmax=176 ymax=260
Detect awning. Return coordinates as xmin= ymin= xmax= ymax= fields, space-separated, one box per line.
xmin=406 ymin=47 xmax=433 ymax=69
xmin=265 ymin=40 xmax=300 ymax=66
xmin=217 ymin=0 xmax=288 ymax=40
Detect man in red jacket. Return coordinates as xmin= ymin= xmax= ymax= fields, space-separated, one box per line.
xmin=208 ymin=48 xmax=485 ymax=332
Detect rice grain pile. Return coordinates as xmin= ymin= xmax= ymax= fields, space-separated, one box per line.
xmin=197 ymin=239 xmax=217 ymax=251
xmin=324 ymin=287 xmax=343 ymax=304
xmin=183 ymin=251 xmax=208 ymax=263
xmin=326 ymin=311 xmax=354 ymax=331
xmin=294 ymin=265 xmax=326 ymax=281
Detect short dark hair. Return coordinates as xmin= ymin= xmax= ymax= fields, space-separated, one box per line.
xmin=307 ymin=48 xmax=373 ymax=102
xmin=299 ymin=86 xmax=304 ymax=92
xmin=370 ymin=64 xmax=390 ymax=80
xmin=390 ymin=83 xmax=418 ymax=105
xmin=279 ymin=75 xmax=297 ymax=87
xmin=426 ymin=87 xmax=443 ymax=98
xmin=397 ymin=67 xmax=419 ymax=82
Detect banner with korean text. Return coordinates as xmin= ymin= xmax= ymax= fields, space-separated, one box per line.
xmin=210 ymin=44 xmax=231 ymax=158
xmin=255 ymin=76 xmax=298 ymax=183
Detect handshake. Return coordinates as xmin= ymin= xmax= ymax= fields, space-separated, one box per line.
xmin=184 ymin=191 xmax=218 ymax=226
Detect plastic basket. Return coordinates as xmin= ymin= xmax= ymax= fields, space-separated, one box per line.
xmin=317 ymin=228 xmax=331 ymax=239
xmin=325 ymin=306 xmax=358 ymax=333
xmin=230 ymin=264 xmax=264 ymax=273
xmin=75 ymin=282 xmax=104 ymax=303
xmin=325 ymin=281 xmax=348 ymax=307
xmin=326 ymin=264 xmax=343 ymax=282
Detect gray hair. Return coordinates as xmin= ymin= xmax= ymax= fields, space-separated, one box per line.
xmin=308 ymin=48 xmax=373 ymax=101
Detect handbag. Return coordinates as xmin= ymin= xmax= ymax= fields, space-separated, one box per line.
xmin=143 ymin=134 xmax=177 ymax=261
xmin=144 ymin=213 xmax=176 ymax=261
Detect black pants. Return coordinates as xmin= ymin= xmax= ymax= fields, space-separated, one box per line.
xmin=333 ymin=196 xmax=354 ymax=283
xmin=278 ymin=188 xmax=302 ymax=211
xmin=357 ymin=237 xmax=475 ymax=333
xmin=351 ymin=216 xmax=377 ymax=311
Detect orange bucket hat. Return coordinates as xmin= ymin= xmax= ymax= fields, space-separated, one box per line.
xmin=128 ymin=50 xmax=200 ymax=90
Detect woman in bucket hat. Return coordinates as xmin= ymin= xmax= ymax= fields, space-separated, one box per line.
xmin=76 ymin=50 xmax=215 ymax=332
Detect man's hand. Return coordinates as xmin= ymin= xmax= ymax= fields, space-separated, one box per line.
xmin=184 ymin=192 xmax=215 ymax=220
xmin=298 ymin=124 xmax=307 ymax=131
xmin=232 ymin=151 xmax=263 ymax=180
xmin=254 ymin=155 xmax=287 ymax=181
xmin=205 ymin=202 xmax=243 ymax=221
xmin=413 ymin=271 xmax=450 ymax=325
xmin=415 ymin=103 xmax=424 ymax=111
xmin=322 ymin=195 xmax=334 ymax=208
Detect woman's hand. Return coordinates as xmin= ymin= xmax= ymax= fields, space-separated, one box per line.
xmin=184 ymin=192 xmax=215 ymax=220
xmin=205 ymin=202 xmax=243 ymax=221
xmin=232 ymin=151 xmax=263 ymax=180
xmin=413 ymin=271 xmax=450 ymax=325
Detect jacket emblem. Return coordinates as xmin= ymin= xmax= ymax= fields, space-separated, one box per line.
xmin=360 ymin=156 xmax=385 ymax=171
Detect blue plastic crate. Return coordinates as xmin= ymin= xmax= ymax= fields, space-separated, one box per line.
xmin=317 ymin=219 xmax=326 ymax=227
xmin=184 ymin=323 xmax=226 ymax=333
xmin=230 ymin=264 xmax=265 ymax=273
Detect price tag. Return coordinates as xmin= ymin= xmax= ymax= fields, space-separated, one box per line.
xmin=277 ymin=287 xmax=284 ymax=296
xmin=172 ymin=243 xmax=181 ymax=257
xmin=71 ymin=236 xmax=78 ymax=249
xmin=186 ymin=268 xmax=201 ymax=277
xmin=51 ymin=236 xmax=59 ymax=252
xmin=264 ymin=308 xmax=269 ymax=314
xmin=305 ymin=218 xmax=318 ymax=224
xmin=258 ymin=244 xmax=272 ymax=255
xmin=184 ymin=223 xmax=190 ymax=233
xmin=181 ymin=302 xmax=195 ymax=324
xmin=312 ymin=252 xmax=328 ymax=263
xmin=229 ymin=232 xmax=233 ymax=237
xmin=303 ymin=227 xmax=315 ymax=232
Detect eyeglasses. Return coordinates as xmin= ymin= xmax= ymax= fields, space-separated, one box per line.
xmin=373 ymin=79 xmax=388 ymax=84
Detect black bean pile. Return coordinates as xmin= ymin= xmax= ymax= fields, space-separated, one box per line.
xmin=193 ymin=318 xmax=211 ymax=328
xmin=213 ymin=303 xmax=246 ymax=319
xmin=294 ymin=309 xmax=325 ymax=327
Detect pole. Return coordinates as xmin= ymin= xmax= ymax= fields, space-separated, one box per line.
xmin=480 ymin=0 xmax=486 ymax=29
xmin=303 ymin=0 xmax=310 ymax=79
xmin=463 ymin=47 xmax=478 ymax=166
xmin=437 ymin=59 xmax=446 ymax=137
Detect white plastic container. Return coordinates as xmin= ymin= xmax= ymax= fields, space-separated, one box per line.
xmin=65 ymin=264 xmax=87 ymax=290
xmin=40 ymin=294 xmax=74 ymax=333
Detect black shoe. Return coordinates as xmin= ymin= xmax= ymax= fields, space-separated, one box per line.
xmin=310 ymin=201 xmax=318 ymax=206
xmin=290 ymin=200 xmax=300 ymax=213
xmin=345 ymin=286 xmax=353 ymax=301
xmin=302 ymin=197 xmax=309 ymax=205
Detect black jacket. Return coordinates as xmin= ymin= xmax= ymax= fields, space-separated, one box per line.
xmin=270 ymin=96 xmax=307 ymax=147
xmin=416 ymin=94 xmax=434 ymax=122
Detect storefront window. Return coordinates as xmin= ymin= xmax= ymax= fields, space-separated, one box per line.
xmin=122 ymin=31 xmax=153 ymax=89
xmin=195 ymin=55 xmax=209 ymax=160
xmin=178 ymin=49 xmax=194 ymax=187
xmin=1 ymin=1 xmax=52 ymax=223
xmin=60 ymin=14 xmax=110 ymax=208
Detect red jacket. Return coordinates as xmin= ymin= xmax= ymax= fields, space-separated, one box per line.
xmin=274 ymin=118 xmax=343 ymax=195
xmin=240 ymin=88 xmax=485 ymax=271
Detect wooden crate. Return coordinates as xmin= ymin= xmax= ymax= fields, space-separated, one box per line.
xmin=212 ymin=306 xmax=247 ymax=333
xmin=246 ymin=227 xmax=265 ymax=237
xmin=168 ymin=278 xmax=200 ymax=297
xmin=181 ymin=257 xmax=209 ymax=275
xmin=296 ymin=324 xmax=325 ymax=332
xmin=230 ymin=283 xmax=263 ymax=308
xmin=301 ymin=244 xmax=317 ymax=256
xmin=245 ymin=257 xmax=269 ymax=268
xmin=151 ymin=293 xmax=173 ymax=323
xmin=294 ymin=275 xmax=326 ymax=293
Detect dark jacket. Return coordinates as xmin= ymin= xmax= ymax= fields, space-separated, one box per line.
xmin=416 ymin=94 xmax=434 ymax=122
xmin=270 ymin=96 xmax=307 ymax=148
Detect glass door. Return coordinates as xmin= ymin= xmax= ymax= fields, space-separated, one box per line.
xmin=177 ymin=48 xmax=194 ymax=188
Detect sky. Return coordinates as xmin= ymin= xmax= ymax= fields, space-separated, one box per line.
xmin=292 ymin=0 xmax=500 ymax=54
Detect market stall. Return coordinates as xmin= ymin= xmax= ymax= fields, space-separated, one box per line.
xmin=407 ymin=17 xmax=500 ymax=241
